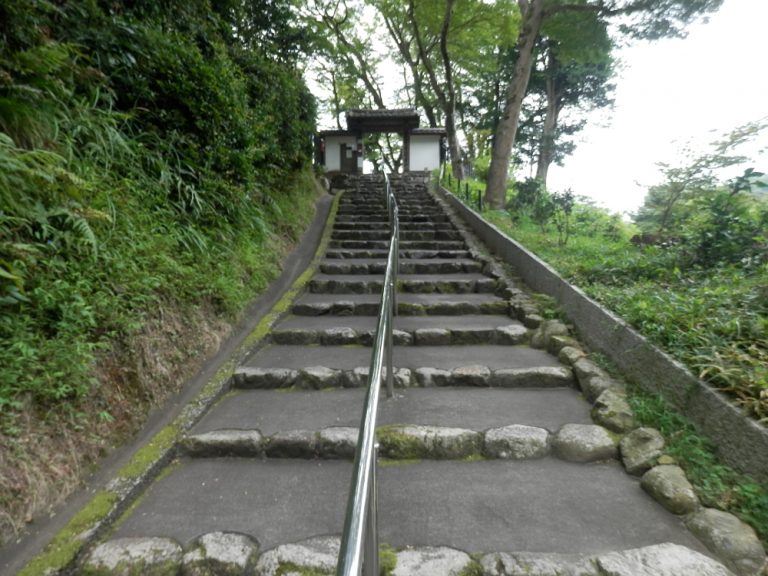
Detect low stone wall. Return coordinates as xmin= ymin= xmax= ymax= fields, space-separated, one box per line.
xmin=437 ymin=186 xmax=768 ymax=483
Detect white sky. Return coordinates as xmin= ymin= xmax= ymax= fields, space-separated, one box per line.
xmin=547 ymin=0 xmax=768 ymax=215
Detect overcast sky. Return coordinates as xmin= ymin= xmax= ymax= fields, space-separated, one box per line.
xmin=547 ymin=0 xmax=768 ymax=215
xmin=310 ymin=0 xmax=767 ymax=216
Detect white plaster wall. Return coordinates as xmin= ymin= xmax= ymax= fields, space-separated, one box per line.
xmin=409 ymin=135 xmax=441 ymax=171
xmin=324 ymin=136 xmax=357 ymax=171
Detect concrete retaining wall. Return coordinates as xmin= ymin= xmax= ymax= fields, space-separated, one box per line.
xmin=439 ymin=186 xmax=768 ymax=483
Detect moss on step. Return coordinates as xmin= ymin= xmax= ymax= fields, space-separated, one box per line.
xmin=376 ymin=426 xmax=427 ymax=459
xmin=275 ymin=563 xmax=333 ymax=576
xmin=17 ymin=490 xmax=118 ymax=576
xmin=378 ymin=458 xmax=422 ymax=468
xmin=379 ymin=543 xmax=397 ymax=575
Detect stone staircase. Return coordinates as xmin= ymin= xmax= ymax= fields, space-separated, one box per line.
xmin=77 ymin=174 xmax=741 ymax=575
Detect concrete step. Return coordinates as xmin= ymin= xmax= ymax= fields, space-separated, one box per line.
xmin=336 ymin=206 xmax=442 ymax=215
xmin=324 ymin=248 xmax=473 ymax=260
xmin=328 ymin=239 xmax=466 ymax=250
xmin=291 ymin=293 xmax=508 ymax=316
xmin=331 ymin=229 xmax=463 ymax=241
xmin=275 ymin=314 xmax=522 ymax=331
xmin=320 ymin=258 xmax=483 ymax=274
xmin=336 ymin=214 xmax=451 ymax=223
xmin=271 ymin=315 xmax=526 ymax=346
xmin=333 ymin=221 xmax=457 ymax=231
xmin=181 ymin=421 xmax=619 ymax=463
xmin=107 ymin=459 xmax=709 ymax=557
xmin=307 ymin=273 xmax=498 ymax=295
xmin=191 ymin=387 xmax=590 ymax=438
xmin=233 ymin=363 xmax=573 ymax=390
xmin=242 ymin=343 xmax=560 ymax=371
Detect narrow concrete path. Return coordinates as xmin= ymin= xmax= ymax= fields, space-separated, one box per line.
xmin=70 ymin=174 xmax=739 ymax=575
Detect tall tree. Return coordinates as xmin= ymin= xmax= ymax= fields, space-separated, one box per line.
xmin=534 ymin=10 xmax=614 ymax=184
xmin=372 ymin=0 xmax=517 ymax=178
xmin=484 ymin=0 xmax=724 ymax=209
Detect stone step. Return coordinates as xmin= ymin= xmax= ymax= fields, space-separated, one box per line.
xmin=191 ymin=387 xmax=590 ymax=439
xmin=320 ymin=258 xmax=483 ymax=274
xmin=271 ymin=315 xmax=525 ymax=346
xmin=331 ymin=229 xmax=463 ymax=241
xmin=242 ymin=343 xmax=561 ymax=372
xmin=333 ymin=221 xmax=456 ymax=231
xmin=81 ymin=536 xmax=732 ymax=576
xmin=233 ymin=363 xmax=573 ymax=390
xmin=181 ymin=421 xmax=621 ymax=464
xmin=328 ymin=239 xmax=466 ymax=250
xmin=335 ymin=214 xmax=451 ymax=223
xmin=324 ymin=248 xmax=473 ymax=260
xmin=307 ymin=273 xmax=498 ymax=295
xmin=106 ymin=459 xmax=710 ymax=560
xmin=291 ymin=293 xmax=508 ymax=316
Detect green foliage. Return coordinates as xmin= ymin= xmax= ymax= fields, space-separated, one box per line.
xmin=0 ymin=0 xmax=318 ymax=425
xmin=485 ymin=201 xmax=767 ymax=421
xmin=628 ymin=385 xmax=768 ymax=544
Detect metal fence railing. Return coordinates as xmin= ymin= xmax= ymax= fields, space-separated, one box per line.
xmin=336 ymin=172 xmax=399 ymax=576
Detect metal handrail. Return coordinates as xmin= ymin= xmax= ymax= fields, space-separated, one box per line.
xmin=336 ymin=173 xmax=399 ymax=576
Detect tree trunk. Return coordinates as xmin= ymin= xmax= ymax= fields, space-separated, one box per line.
xmin=408 ymin=0 xmax=464 ymax=179
xmin=439 ymin=0 xmax=464 ymax=180
xmin=485 ymin=0 xmax=545 ymax=208
xmin=535 ymin=48 xmax=560 ymax=185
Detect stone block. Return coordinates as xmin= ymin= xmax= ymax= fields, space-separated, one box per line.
xmin=484 ymin=425 xmax=550 ymax=459
xmin=591 ymin=389 xmax=636 ymax=433
xmin=620 ymin=427 xmax=665 ymax=476
xmin=641 ymin=465 xmax=698 ymax=515
xmin=552 ymin=424 xmax=618 ymax=463
xmin=686 ymin=508 xmax=767 ymax=576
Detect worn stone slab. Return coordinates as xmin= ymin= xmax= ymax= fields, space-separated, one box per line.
xmin=641 ymin=465 xmax=699 ymax=515
xmin=591 ymin=389 xmax=636 ymax=433
xmin=479 ymin=550 xmax=595 ymax=575
xmin=276 ymin=314 xmax=521 ymax=333
xmin=559 ymin=346 xmax=586 ymax=365
xmin=531 ymin=320 xmax=569 ymax=349
xmin=452 ymin=365 xmax=491 ymax=386
xmin=243 ymin=345 xmax=561 ymax=371
xmin=255 ymin=536 xmax=339 ymax=576
xmin=552 ymin=424 xmax=618 ymax=463
xmin=378 ymin=425 xmax=482 ymax=459
xmin=492 ymin=366 xmax=574 ymax=388
xmin=318 ymin=427 xmax=358 ymax=459
xmin=265 ymin=430 xmax=318 ymax=459
xmin=581 ymin=375 xmax=623 ymax=404
xmin=496 ymin=324 xmax=529 ymax=344
xmin=484 ymin=425 xmax=550 ymax=459
xmin=393 ymin=546 xmax=474 ymax=576
xmin=82 ymin=537 xmax=182 ymax=576
xmin=620 ymin=428 xmax=665 ymax=476
xmin=181 ymin=430 xmax=263 ymax=458
xmin=183 ymin=531 xmax=259 ymax=576
xmin=595 ymin=543 xmax=736 ymax=576
xmin=685 ymin=508 xmax=767 ymax=576
xmin=292 ymin=293 xmax=508 ymax=316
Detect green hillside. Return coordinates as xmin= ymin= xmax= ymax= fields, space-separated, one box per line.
xmin=0 ymin=0 xmax=318 ymax=544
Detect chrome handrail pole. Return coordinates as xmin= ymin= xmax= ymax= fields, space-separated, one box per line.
xmin=362 ymin=444 xmax=380 ymax=576
xmin=385 ymin=282 xmax=394 ymax=398
xmin=393 ymin=206 xmax=399 ymax=317
xmin=337 ymin=172 xmax=398 ymax=576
